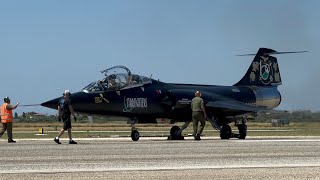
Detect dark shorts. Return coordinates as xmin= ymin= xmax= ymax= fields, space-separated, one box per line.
xmin=62 ymin=115 xmax=72 ymax=130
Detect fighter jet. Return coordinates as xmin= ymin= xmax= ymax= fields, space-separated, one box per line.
xmin=41 ymin=48 xmax=306 ymax=141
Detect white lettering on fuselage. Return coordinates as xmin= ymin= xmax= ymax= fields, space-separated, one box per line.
xmin=178 ymin=99 xmax=191 ymax=105
xmin=126 ymin=98 xmax=148 ymax=108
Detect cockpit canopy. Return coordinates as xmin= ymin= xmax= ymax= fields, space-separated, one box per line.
xmin=83 ymin=65 xmax=152 ymax=93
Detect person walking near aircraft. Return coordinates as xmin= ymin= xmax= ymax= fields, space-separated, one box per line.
xmin=54 ymin=90 xmax=77 ymax=144
xmin=191 ymin=91 xmax=207 ymax=140
xmin=0 ymin=97 xmax=19 ymax=143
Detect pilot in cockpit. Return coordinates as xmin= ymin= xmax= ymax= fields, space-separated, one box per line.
xmin=108 ymin=74 xmax=117 ymax=89
xmin=129 ymin=75 xmax=140 ymax=85
xmin=98 ymin=80 xmax=107 ymax=90
xmin=99 ymin=77 xmax=109 ymax=90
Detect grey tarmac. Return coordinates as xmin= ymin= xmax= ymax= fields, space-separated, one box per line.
xmin=0 ymin=137 xmax=320 ymax=180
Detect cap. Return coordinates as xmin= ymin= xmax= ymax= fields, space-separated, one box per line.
xmin=63 ymin=90 xmax=71 ymax=95
xmin=4 ymin=97 xmax=10 ymax=103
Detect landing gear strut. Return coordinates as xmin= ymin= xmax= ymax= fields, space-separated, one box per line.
xmin=130 ymin=118 xmax=140 ymax=141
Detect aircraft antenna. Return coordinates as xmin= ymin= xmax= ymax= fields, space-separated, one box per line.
xmin=236 ymin=50 xmax=308 ymax=56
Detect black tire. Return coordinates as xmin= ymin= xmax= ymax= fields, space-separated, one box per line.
xmin=170 ymin=126 xmax=180 ymax=136
xmin=220 ymin=125 xmax=232 ymax=139
xmin=238 ymin=124 xmax=247 ymax=139
xmin=131 ymin=130 xmax=140 ymax=141
xmin=169 ymin=126 xmax=182 ymax=140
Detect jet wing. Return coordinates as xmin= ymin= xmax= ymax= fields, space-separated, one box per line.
xmin=205 ymin=101 xmax=268 ymax=113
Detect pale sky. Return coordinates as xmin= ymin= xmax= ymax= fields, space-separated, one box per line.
xmin=0 ymin=0 xmax=319 ymax=115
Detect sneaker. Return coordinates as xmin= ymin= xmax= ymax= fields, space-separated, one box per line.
xmin=54 ymin=138 xmax=61 ymax=144
xmin=69 ymin=140 xmax=77 ymax=144
xmin=8 ymin=140 xmax=16 ymax=143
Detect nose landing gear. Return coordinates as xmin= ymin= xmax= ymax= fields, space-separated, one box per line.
xmin=130 ymin=117 xmax=140 ymax=141
xmin=131 ymin=129 xmax=140 ymax=141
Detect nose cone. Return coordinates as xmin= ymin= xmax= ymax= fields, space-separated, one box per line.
xmin=41 ymin=91 xmax=88 ymax=110
xmin=41 ymin=97 xmax=61 ymax=110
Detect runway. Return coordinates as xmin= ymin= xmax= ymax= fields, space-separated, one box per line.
xmin=1 ymin=137 xmax=320 ymax=179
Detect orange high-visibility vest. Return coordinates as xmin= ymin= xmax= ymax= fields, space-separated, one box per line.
xmin=1 ymin=103 xmax=13 ymax=123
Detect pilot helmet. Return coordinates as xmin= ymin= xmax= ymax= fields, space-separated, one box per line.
xmin=109 ymin=74 xmax=116 ymax=79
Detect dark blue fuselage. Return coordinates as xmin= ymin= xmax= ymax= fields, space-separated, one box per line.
xmin=42 ymin=79 xmax=281 ymax=122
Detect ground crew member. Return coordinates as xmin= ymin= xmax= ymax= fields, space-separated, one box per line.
xmin=0 ymin=97 xmax=19 ymax=143
xmin=54 ymin=90 xmax=77 ymax=144
xmin=191 ymin=91 xmax=207 ymax=140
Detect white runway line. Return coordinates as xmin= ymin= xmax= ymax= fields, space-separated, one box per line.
xmin=234 ymin=139 xmax=320 ymax=142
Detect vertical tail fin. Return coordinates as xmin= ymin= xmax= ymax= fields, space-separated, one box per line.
xmin=234 ymin=48 xmax=282 ymax=87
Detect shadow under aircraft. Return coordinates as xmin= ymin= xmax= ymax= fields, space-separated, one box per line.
xmin=42 ymin=48 xmax=306 ymax=141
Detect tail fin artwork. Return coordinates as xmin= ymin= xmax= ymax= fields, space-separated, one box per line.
xmin=234 ymin=48 xmax=307 ymax=87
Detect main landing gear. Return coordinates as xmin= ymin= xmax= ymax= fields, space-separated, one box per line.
xmin=219 ymin=119 xmax=247 ymax=139
xmin=167 ymin=118 xmax=248 ymax=140
xmin=167 ymin=126 xmax=185 ymax=140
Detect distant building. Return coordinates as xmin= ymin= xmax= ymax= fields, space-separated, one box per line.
xmin=271 ymin=119 xmax=289 ymax=127
xmin=23 ymin=112 xmax=47 ymax=119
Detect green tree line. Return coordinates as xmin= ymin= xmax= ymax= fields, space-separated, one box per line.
xmin=256 ymin=110 xmax=320 ymax=123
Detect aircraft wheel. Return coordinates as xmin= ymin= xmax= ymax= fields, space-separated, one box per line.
xmin=168 ymin=126 xmax=183 ymax=140
xmin=238 ymin=124 xmax=247 ymax=139
xmin=170 ymin=126 xmax=180 ymax=136
xmin=131 ymin=130 xmax=140 ymax=141
xmin=220 ymin=125 xmax=232 ymax=139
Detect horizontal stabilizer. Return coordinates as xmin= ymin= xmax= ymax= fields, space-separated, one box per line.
xmin=237 ymin=50 xmax=308 ymax=56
